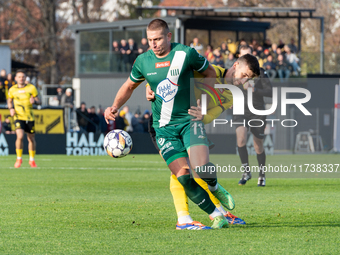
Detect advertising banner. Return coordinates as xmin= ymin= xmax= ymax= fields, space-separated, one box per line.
xmin=0 ymin=107 xmax=65 ymax=134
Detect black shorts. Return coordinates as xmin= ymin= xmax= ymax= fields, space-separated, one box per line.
xmin=15 ymin=120 xmax=35 ymax=134
xmin=233 ymin=114 xmax=266 ymax=139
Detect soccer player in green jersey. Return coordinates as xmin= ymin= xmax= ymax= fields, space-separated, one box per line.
xmin=105 ymin=19 xmax=258 ymax=230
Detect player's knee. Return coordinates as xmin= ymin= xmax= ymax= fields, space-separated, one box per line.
xmin=237 ymin=138 xmax=246 ymax=147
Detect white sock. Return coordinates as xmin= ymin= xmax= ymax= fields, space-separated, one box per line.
xmin=217 ymin=206 xmax=227 ymax=215
xmin=178 ymin=215 xmax=193 ymax=224
xmin=209 ymin=208 xmax=223 ymax=219
xmin=208 ymin=183 xmax=218 ymax=192
xmin=29 ymin=157 xmax=34 ymax=161
xmin=17 ymin=157 xmax=22 ymax=160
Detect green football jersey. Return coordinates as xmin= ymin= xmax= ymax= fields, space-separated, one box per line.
xmin=130 ymin=43 xmax=209 ymax=128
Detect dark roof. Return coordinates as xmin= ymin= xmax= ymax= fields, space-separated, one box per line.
xmin=12 ymin=60 xmax=35 ymax=69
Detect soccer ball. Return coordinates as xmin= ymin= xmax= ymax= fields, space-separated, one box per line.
xmin=103 ymin=129 xmax=133 ymax=158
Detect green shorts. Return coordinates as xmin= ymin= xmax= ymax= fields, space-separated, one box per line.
xmin=155 ymin=121 xmax=209 ymax=165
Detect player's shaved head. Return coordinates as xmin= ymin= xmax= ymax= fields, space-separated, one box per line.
xmin=238 ymin=54 xmax=260 ymax=77
xmin=147 ymin=19 xmax=170 ymax=35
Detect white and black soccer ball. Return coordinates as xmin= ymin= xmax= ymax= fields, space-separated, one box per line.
xmin=103 ymin=129 xmax=133 ymax=158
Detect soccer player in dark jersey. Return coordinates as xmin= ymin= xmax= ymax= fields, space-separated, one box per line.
xmin=236 ymin=45 xmax=273 ymax=187
xmin=7 ymin=70 xmax=40 ymax=168
xmin=105 ymin=19 xmax=259 ymax=229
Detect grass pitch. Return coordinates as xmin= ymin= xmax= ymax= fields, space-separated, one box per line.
xmin=0 ymin=154 xmax=339 ymax=254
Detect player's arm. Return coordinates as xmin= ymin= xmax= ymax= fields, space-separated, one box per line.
xmin=189 ymin=100 xmax=230 ymax=124
xmin=29 ymin=86 xmax=41 ymax=105
xmin=104 ymin=78 xmax=141 ymax=123
xmin=146 ymin=83 xmax=155 ymax=101
xmin=7 ymin=97 xmax=15 ymax=117
xmin=30 ymin=95 xmax=40 ymax=105
xmin=199 ymin=64 xmax=216 ymax=82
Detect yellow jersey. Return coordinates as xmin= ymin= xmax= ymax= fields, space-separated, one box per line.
xmin=8 ymin=84 xmax=38 ymax=121
xmin=145 ymin=65 xmax=234 ymax=124
xmin=194 ymin=65 xmax=233 ymax=124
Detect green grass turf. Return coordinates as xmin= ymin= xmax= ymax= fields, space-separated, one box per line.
xmin=0 ymin=154 xmax=339 ymax=254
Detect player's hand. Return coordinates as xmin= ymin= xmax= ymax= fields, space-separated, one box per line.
xmin=243 ymin=79 xmax=255 ymax=92
xmin=188 ymin=99 xmax=203 ymax=121
xmin=29 ymin=95 xmax=35 ymax=104
xmin=104 ymin=106 xmax=118 ymax=124
xmin=146 ymin=84 xmax=155 ymax=101
xmin=9 ymin=108 xmax=15 ymax=117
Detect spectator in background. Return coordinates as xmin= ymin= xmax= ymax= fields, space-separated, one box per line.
xmin=127 ymin=38 xmax=139 ymax=71
xmin=250 ymin=39 xmax=259 ymax=52
xmin=263 ymin=38 xmax=272 ymax=50
xmin=276 ymin=54 xmax=291 ymax=83
xmin=56 ymin=86 xmax=63 ymax=105
xmin=112 ymin=40 xmax=121 ymax=72
xmin=60 ymin=88 xmax=74 ymax=109
xmin=87 ymin=106 xmax=100 ymax=133
xmin=5 ymin=73 xmax=16 ymax=90
xmin=227 ymin=38 xmax=237 ymax=54
xmin=256 ymin=45 xmax=264 ymax=59
xmin=49 ymin=86 xmax=63 ymax=106
xmin=238 ymin=39 xmax=248 ymax=49
xmin=252 ymin=49 xmax=264 ymax=67
xmin=60 ymin=88 xmax=74 ymax=130
xmin=131 ymin=110 xmax=143 ymax=133
xmin=219 ymin=42 xmax=229 ymax=61
xmin=263 ymin=55 xmax=277 ymax=80
xmin=271 ymin=43 xmax=278 ymax=60
xmin=141 ymin=110 xmax=150 ymax=133
xmin=0 ymin=69 xmax=7 ymax=84
xmin=212 ymin=49 xmax=224 ymax=68
xmin=204 ymin=45 xmax=214 ymax=63
xmin=0 ymin=69 xmax=7 ymax=103
xmin=97 ymin=106 xmax=108 ymax=133
xmin=276 ymin=47 xmax=283 ymax=59
xmin=190 ymin=37 xmax=203 ymax=54
xmin=262 ymin=48 xmax=270 ymax=60
xmin=115 ymin=110 xmax=128 ymax=131
xmin=120 ymin=39 xmax=130 ymax=72
xmin=122 ymin=105 xmax=133 ymax=132
xmin=277 ymin=39 xmax=285 ymax=49
xmin=284 ymin=45 xmax=300 ymax=76
xmin=76 ymin=102 xmax=89 ymax=132
xmin=2 ymin=117 xmax=15 ymax=134
xmin=224 ymin=53 xmax=236 ymax=69
xmin=288 ymin=38 xmax=298 ymax=53
xmin=138 ymin=38 xmax=149 ymax=54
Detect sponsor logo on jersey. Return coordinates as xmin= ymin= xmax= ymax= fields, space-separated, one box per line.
xmin=158 ymin=138 xmax=165 ymax=146
xmin=156 ymin=78 xmax=179 ymax=103
xmin=147 ymin=72 xmax=157 ymax=76
xmin=170 ymin=68 xmax=179 ymax=76
xmin=155 ymin=61 xmax=170 ymax=68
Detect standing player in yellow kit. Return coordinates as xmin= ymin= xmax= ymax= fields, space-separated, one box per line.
xmin=7 ymin=70 xmax=40 ymax=168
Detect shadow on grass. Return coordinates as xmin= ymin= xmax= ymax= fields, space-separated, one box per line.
xmin=240 ymin=221 xmax=340 ymax=228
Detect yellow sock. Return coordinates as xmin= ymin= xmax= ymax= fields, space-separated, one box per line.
xmin=170 ymin=174 xmax=189 ymax=218
xmin=16 ymin=149 xmax=23 ymax=159
xmin=195 ymin=177 xmax=222 ymax=208
xmin=29 ymin=150 xmax=36 ymax=161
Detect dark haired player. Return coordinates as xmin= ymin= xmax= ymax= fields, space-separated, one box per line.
xmin=236 ymin=45 xmax=273 ymax=187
